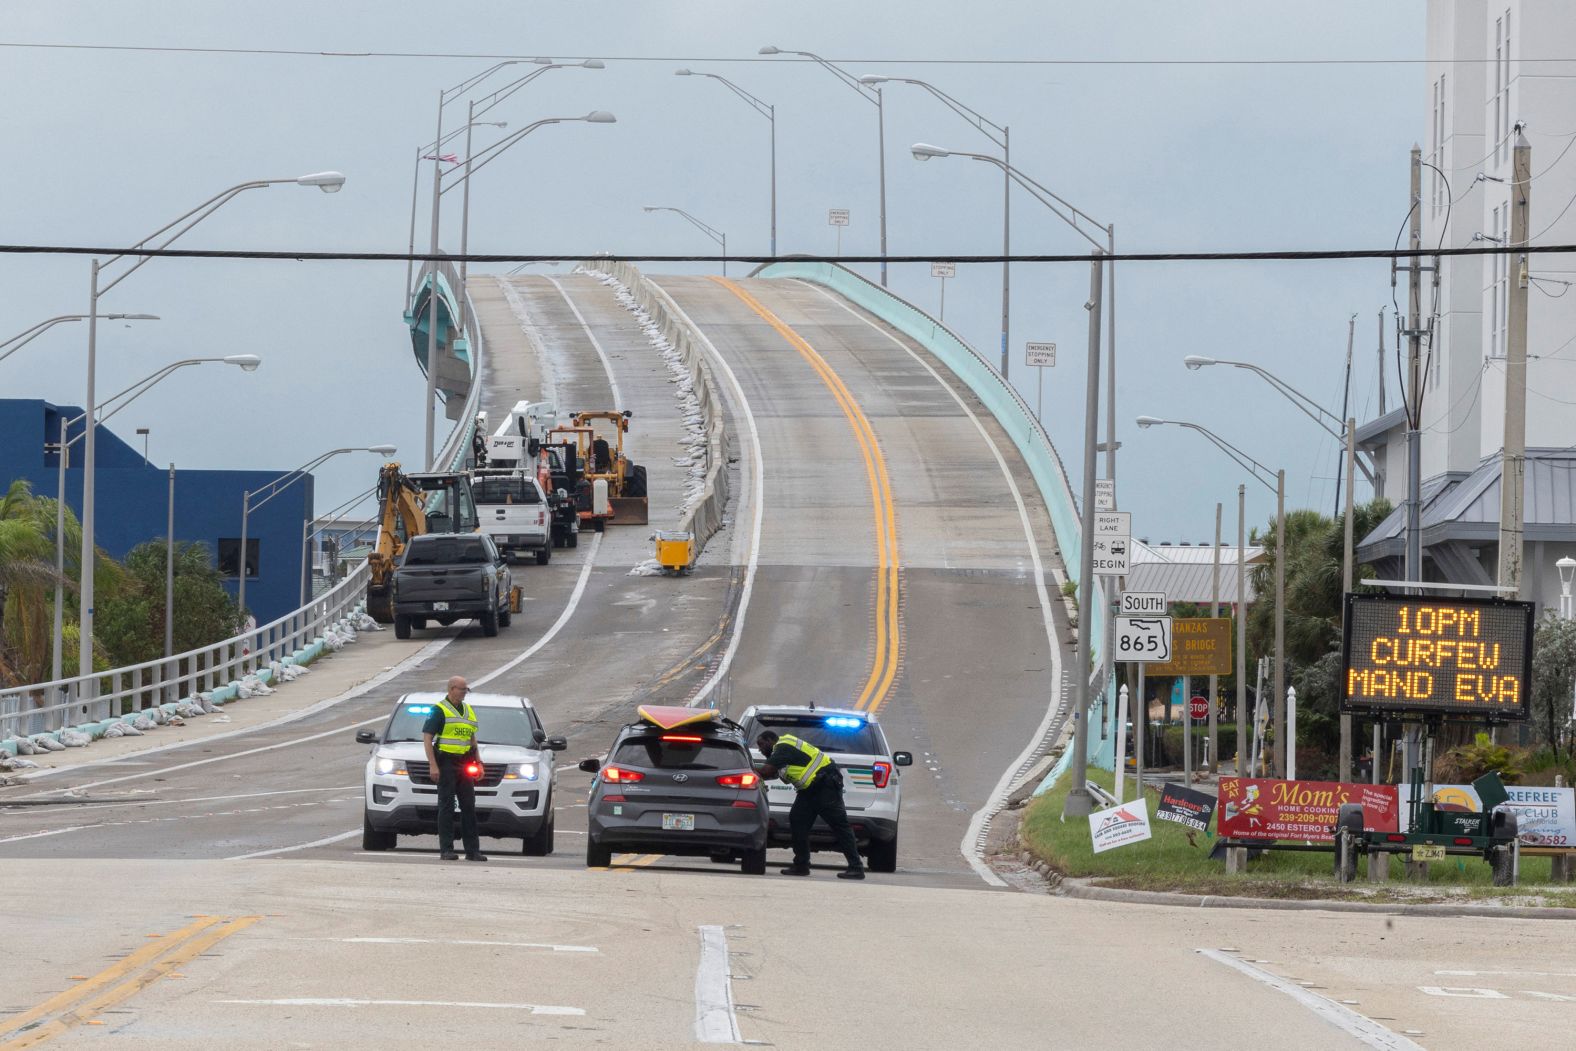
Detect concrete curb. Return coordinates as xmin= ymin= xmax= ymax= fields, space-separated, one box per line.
xmin=1055 ymin=875 xmax=1576 ymax=921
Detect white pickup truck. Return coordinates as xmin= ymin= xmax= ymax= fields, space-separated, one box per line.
xmin=471 ymin=469 xmax=553 ymax=564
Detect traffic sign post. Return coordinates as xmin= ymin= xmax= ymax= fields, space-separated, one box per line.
xmin=1025 ymin=341 xmax=1056 ymax=421
xmin=828 ymin=208 xmax=850 ymax=258
xmin=931 ymin=261 xmax=955 ymax=320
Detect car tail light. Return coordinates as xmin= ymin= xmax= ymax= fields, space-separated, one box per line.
xmin=870 ymin=762 xmax=892 ymax=789
xmin=601 ymin=766 xmax=644 ymax=783
xmin=1453 ymin=837 xmax=1474 ymax=846
xmin=731 ymin=800 xmax=757 ymax=809
xmin=662 ymin=735 xmax=703 ymax=743
xmin=1385 ymin=834 xmax=1406 ymax=842
xmin=602 ymin=794 xmax=626 ymax=803
xmin=716 ymin=772 xmax=759 ymax=789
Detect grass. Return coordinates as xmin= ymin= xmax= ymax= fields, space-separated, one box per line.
xmin=1019 ymin=767 xmax=1573 ymax=904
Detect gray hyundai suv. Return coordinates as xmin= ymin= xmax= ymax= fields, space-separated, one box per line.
xmin=579 ymin=707 xmax=769 ymax=875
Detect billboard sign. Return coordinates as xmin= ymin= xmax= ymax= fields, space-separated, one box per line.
xmin=1217 ymin=777 xmax=1401 ymax=842
xmin=1341 ymin=594 xmax=1534 ymax=720
xmin=1144 ymin=618 xmax=1232 ymax=676
xmin=1409 ymin=783 xmax=1576 ymax=847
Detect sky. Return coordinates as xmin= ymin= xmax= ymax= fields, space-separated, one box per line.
xmin=0 ymin=1 xmax=1426 ymax=544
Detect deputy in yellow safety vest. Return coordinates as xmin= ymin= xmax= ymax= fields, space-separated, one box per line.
xmin=756 ymin=730 xmax=865 ymax=880
xmin=421 ymin=676 xmax=487 ymax=862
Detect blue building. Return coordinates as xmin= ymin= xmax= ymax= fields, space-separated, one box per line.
xmin=0 ymin=398 xmax=313 ymax=626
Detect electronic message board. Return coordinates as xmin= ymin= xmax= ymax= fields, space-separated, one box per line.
xmin=1341 ymin=594 xmax=1534 ymax=720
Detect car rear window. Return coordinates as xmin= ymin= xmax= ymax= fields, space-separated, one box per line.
xmin=613 ymin=736 xmax=749 ymax=771
xmin=745 ymin=715 xmax=887 ymax=756
xmin=402 ymin=537 xmax=492 ymax=566
xmin=472 ymin=477 xmax=542 ymax=505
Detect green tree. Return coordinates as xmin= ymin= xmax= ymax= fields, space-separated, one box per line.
xmin=1531 ymin=612 xmax=1576 ymax=755
xmin=96 ymin=541 xmax=243 ymax=667
xmin=0 ymin=480 xmax=61 ymax=685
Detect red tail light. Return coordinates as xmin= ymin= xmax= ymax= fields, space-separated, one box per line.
xmin=1453 ymin=837 xmax=1474 ymax=846
xmin=731 ymin=800 xmax=757 ymax=809
xmin=662 ymin=735 xmax=703 ymax=743
xmin=716 ymin=772 xmax=759 ymax=789
xmin=464 ymin=762 xmax=483 ymax=780
xmin=870 ymin=762 xmax=892 ymax=789
xmin=602 ymin=794 xmax=626 ymax=803
xmin=1385 ymin=834 xmax=1406 ymax=842
xmin=601 ymin=766 xmax=644 ymax=783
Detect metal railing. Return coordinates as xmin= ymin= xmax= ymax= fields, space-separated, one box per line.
xmin=0 ymin=561 xmax=370 ymax=739
xmin=1 ymin=287 xmax=486 ymax=743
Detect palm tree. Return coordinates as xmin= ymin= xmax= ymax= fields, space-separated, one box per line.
xmin=0 ymin=480 xmax=65 ymax=686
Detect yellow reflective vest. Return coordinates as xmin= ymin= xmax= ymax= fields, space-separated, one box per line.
xmin=434 ymin=698 xmax=479 ymax=755
xmin=777 ymin=733 xmax=832 ymax=791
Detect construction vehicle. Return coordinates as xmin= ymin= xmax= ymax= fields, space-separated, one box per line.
xmin=366 ymin=462 xmax=481 ymax=622
xmin=546 ymin=410 xmax=648 ymax=530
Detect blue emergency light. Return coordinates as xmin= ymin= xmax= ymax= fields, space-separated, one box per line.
xmin=824 ymin=716 xmax=864 ymax=730
xmin=406 ymin=705 xmax=434 ymax=714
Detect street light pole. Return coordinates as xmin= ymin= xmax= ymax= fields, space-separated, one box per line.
xmin=675 ymin=70 xmax=776 ymax=258
xmin=1064 ymin=254 xmax=1105 ymax=819
xmin=643 ymin=206 xmax=728 ymax=275
xmin=165 ymin=463 xmax=175 ymax=662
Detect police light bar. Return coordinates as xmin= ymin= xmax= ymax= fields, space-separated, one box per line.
xmin=825 ymin=716 xmax=864 ymax=730
xmin=405 ymin=705 xmax=434 ymax=714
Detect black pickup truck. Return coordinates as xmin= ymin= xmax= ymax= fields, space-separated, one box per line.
xmin=391 ymin=533 xmax=514 ymax=639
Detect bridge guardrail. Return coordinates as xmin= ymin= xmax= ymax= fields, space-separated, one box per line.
xmin=749 ymin=259 xmax=1110 ymax=758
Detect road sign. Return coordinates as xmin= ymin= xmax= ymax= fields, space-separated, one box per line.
xmin=1115 ymin=616 xmax=1171 ymax=662
xmin=1092 ymin=536 xmax=1129 ymax=575
xmin=827 ymin=208 xmax=850 ymax=227
xmin=1188 ymin=695 xmax=1209 ymax=721
xmin=1095 ymin=479 xmax=1115 ymax=511
xmin=1025 ymin=341 xmax=1057 ymax=367
xmin=930 ymin=261 xmax=956 ymax=279
xmin=1121 ymin=592 xmax=1167 ymax=615
xmin=1094 ymin=511 xmax=1130 ymax=537
xmin=1145 ymin=617 xmax=1233 ymax=676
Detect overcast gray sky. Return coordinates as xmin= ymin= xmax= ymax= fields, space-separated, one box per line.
xmin=2 ymin=1 xmax=1423 ymax=542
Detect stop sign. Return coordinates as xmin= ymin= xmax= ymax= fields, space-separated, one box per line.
xmin=1188 ymin=696 xmax=1209 ymax=721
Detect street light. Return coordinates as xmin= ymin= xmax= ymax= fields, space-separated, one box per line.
xmin=760 ymin=45 xmax=888 ymax=286
xmin=405 ymin=121 xmax=510 ymax=302
xmin=0 ymin=313 xmax=158 ymax=366
xmin=676 ymin=68 xmax=776 ymax=258
xmin=49 ymin=354 xmax=261 ymax=683
xmin=236 ymin=444 xmax=396 ymax=619
xmin=419 ymin=112 xmax=616 ymax=469
xmin=76 ymin=174 xmax=345 ymax=687
xmin=644 ymin=206 xmax=728 ymax=276
xmin=1137 ymin=415 xmax=1288 ymax=778
xmin=864 ymin=75 xmax=1010 ymax=378
xmin=1559 ymin=556 xmax=1576 ymax=620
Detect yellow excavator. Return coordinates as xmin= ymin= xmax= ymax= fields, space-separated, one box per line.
xmin=546 ymin=410 xmax=648 ymax=528
xmin=365 ymin=462 xmax=480 ymax=622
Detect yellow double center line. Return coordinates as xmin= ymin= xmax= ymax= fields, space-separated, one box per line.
xmin=712 ymin=278 xmax=901 ymax=713
xmin=0 ymin=914 xmax=261 ymax=1049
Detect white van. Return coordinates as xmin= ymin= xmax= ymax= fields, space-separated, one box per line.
xmin=471 ymin=469 xmax=552 ymax=564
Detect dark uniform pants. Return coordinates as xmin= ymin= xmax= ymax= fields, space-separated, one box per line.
xmin=435 ymin=755 xmax=481 ymax=856
xmin=789 ymin=769 xmax=863 ymax=871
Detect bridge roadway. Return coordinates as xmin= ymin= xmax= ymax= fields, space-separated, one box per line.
xmin=2 ymin=274 xmax=1570 ymax=1047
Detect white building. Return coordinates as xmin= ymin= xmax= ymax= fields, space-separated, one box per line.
xmin=1359 ymin=0 xmax=1576 ymax=612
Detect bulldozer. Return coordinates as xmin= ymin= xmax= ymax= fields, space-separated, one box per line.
xmin=365 ymin=463 xmax=481 ymax=622
xmin=546 ymin=410 xmax=648 ymax=529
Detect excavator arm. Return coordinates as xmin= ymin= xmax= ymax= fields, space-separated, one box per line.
xmin=366 ymin=462 xmax=428 ymax=623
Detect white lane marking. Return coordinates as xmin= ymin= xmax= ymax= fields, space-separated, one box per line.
xmin=13 ymin=786 xmax=363 ymax=817
xmin=225 ymin=828 xmax=359 ymax=861
xmin=497 ymin=275 xmax=560 ymax=406
xmin=545 ymin=275 xmax=624 ymax=410
xmin=0 ymin=825 xmax=91 ymax=845
xmin=341 ymin=937 xmax=597 ymax=953
xmin=1437 ymin=969 xmax=1576 ymax=977
xmin=472 ymin=532 xmax=602 ymax=689
xmin=1418 ymin=987 xmax=1506 ymax=998
xmin=20 ymin=634 xmax=454 ymax=793
xmin=808 ymin=284 xmax=1063 ymax=888
xmin=694 ymin=924 xmax=742 ymax=1044
xmin=1197 ymin=950 xmax=1423 ymax=1050
xmin=648 ymin=281 xmax=765 ymax=708
xmin=216 ymin=998 xmax=583 ymax=1015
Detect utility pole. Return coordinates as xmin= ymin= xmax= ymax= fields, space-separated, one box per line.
xmin=1498 ymin=130 xmax=1532 ymax=597
xmin=1337 ymin=313 xmax=1356 ymax=784
xmin=1235 ymin=484 xmax=1246 ymax=775
xmin=1334 ymin=316 xmax=1355 ymax=520
xmin=1208 ymin=501 xmax=1221 ymax=774
xmin=1376 ymin=309 xmax=1387 ymax=418
xmin=1404 ymin=146 xmax=1424 ymax=584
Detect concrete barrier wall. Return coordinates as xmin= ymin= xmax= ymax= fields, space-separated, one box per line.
xmin=750 ymin=260 xmax=1113 ymax=776
xmin=578 ymin=260 xmax=734 ymax=559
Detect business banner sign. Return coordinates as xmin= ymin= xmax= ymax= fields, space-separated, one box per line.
xmin=1088 ymin=798 xmax=1153 ymax=853
xmin=1156 ymin=783 xmax=1218 ymax=833
xmin=1409 ymin=783 xmax=1576 ymax=847
xmin=1217 ymin=777 xmax=1401 ymax=841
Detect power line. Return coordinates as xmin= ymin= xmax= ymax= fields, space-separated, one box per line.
xmin=0 ymin=40 xmax=1571 ymax=65
xmin=3 ymin=244 xmax=1576 ymax=264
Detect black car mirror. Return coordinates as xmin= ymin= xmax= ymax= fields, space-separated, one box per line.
xmin=547 ymin=736 xmax=568 ymax=752
xmin=892 ymin=751 xmax=914 ymax=767
xmin=577 ymin=757 xmax=600 ymax=773
xmin=355 ymin=730 xmax=377 ymax=745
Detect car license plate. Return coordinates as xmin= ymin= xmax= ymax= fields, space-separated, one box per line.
xmin=431 ymin=601 xmax=449 ymax=611
xmin=661 ymin=813 xmax=695 ymax=831
xmin=1412 ymin=844 xmax=1446 ymax=862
